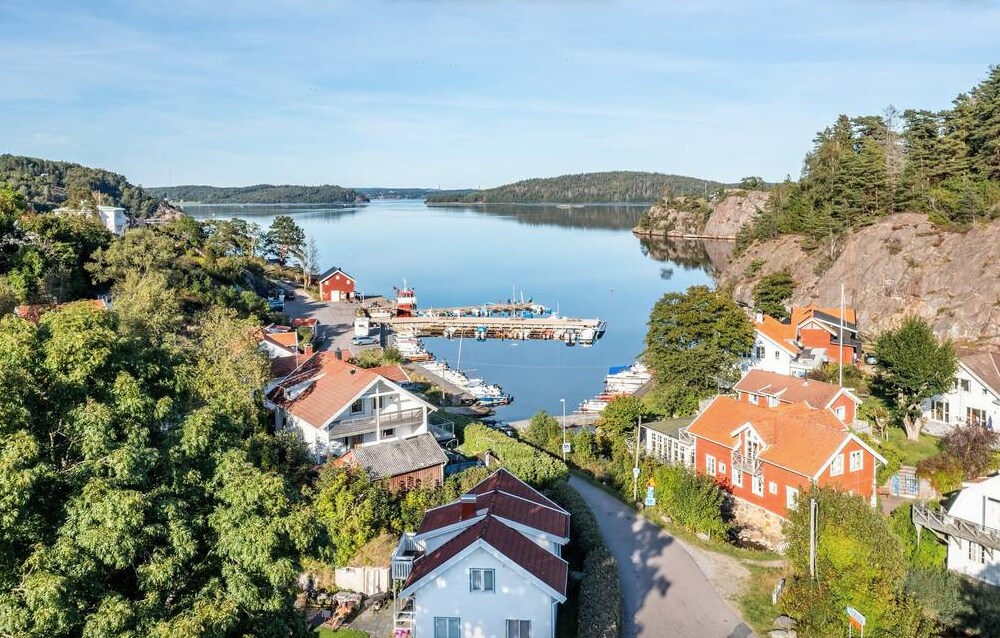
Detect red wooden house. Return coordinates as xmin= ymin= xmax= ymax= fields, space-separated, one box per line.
xmin=317 ymin=266 xmax=356 ymax=302
xmin=789 ymin=304 xmax=860 ymax=366
xmin=733 ymin=369 xmax=861 ymax=426
xmin=686 ymin=396 xmax=885 ymax=519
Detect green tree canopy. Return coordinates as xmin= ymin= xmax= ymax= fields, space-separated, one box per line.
xmin=874 ymin=316 xmax=957 ymax=440
xmin=752 ymin=269 xmax=795 ymax=320
xmin=263 ymin=216 xmax=305 ymax=266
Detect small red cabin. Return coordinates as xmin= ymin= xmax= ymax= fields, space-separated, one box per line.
xmin=317 ymin=266 xmax=356 ymax=302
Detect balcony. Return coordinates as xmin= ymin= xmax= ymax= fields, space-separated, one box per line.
xmin=391 ymin=533 xmax=423 ymax=582
xmin=913 ymin=503 xmax=1000 ymax=551
xmin=429 ymin=413 xmax=456 ymax=442
xmin=732 ymin=450 xmax=762 ymax=476
xmin=332 ymin=407 xmax=427 ymax=437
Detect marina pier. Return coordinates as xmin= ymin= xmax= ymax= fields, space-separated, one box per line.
xmin=386 ymin=315 xmax=607 ymax=344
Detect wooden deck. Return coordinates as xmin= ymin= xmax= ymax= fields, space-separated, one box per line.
xmin=387 ymin=315 xmax=607 ymax=341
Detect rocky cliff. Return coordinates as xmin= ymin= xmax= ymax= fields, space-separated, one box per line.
xmin=633 ymin=189 xmax=768 ymax=239
xmin=722 ymin=213 xmax=1000 ymax=345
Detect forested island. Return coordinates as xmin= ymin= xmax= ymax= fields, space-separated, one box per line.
xmin=152 ymin=184 xmax=369 ymax=205
xmin=0 ymin=154 xmax=177 ymax=218
xmin=425 ymin=171 xmax=726 ymax=204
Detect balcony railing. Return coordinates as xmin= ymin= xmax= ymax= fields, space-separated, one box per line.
xmin=913 ymin=503 xmax=1000 ymax=551
xmin=732 ymin=450 xmax=763 ymax=476
xmin=391 ymin=533 xmax=422 ymax=582
xmin=335 ymin=407 xmax=426 ymax=434
xmin=429 ymin=413 xmax=455 ymax=441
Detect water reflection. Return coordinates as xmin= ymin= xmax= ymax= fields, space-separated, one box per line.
xmin=638 ymin=236 xmax=735 ymax=276
xmin=430 ymin=203 xmax=647 ymax=231
xmin=180 ymin=203 xmax=363 ymax=223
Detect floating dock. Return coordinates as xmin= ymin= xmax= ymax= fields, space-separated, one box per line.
xmin=387 ymin=315 xmax=607 ymax=344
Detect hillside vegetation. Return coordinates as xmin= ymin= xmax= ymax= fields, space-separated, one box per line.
xmin=738 ymin=65 xmax=1000 ymax=252
xmin=0 ymin=154 xmax=177 ymax=218
xmin=152 ymin=184 xmax=369 ymax=204
xmin=425 ymin=171 xmax=726 ymax=204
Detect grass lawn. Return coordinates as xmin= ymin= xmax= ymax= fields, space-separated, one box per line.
xmin=739 ymin=565 xmax=785 ymax=636
xmin=314 ymin=629 xmax=369 ymax=638
xmin=883 ymin=428 xmax=941 ymax=466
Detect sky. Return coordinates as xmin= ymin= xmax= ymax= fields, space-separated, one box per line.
xmin=2 ymin=1 xmax=999 ymax=189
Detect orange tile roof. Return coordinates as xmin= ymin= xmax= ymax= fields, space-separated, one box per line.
xmin=370 ymin=364 xmax=410 ymax=383
xmin=755 ymin=315 xmax=799 ymax=355
xmin=269 ymin=355 xmax=300 ymax=380
xmin=266 ymin=331 xmax=299 ymax=348
xmin=734 ymin=370 xmax=854 ymax=409
xmin=687 ymin=396 xmax=850 ymax=477
xmin=268 ymin=352 xmax=381 ymax=427
xmin=792 ymin=304 xmax=858 ymax=330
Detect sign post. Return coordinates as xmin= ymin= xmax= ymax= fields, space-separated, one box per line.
xmin=845 ymin=606 xmax=866 ymax=638
xmin=644 ymin=478 xmax=657 ymax=507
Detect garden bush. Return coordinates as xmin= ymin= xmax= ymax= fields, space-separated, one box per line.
xmin=651 ymin=463 xmax=729 ymax=538
xmin=462 ymin=423 xmax=568 ymax=487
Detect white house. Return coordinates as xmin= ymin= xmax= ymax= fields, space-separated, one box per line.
xmin=921 ymin=351 xmax=1000 ymax=436
xmin=265 ymin=351 xmax=452 ymax=463
xmin=55 ymin=204 xmax=128 ymax=235
xmin=913 ymin=474 xmax=1000 ymax=586
xmin=392 ymin=469 xmax=569 ymax=638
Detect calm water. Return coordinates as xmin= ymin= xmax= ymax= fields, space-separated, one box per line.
xmin=188 ymin=200 xmax=725 ymax=420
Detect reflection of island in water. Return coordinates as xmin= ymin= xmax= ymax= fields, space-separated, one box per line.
xmin=182 ymin=203 xmax=363 ymax=223
xmin=435 ymin=203 xmax=647 ymax=231
xmin=638 ymin=236 xmax=735 ymax=278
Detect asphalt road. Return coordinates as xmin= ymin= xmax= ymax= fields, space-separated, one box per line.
xmin=277 ymin=284 xmax=359 ymax=354
xmin=569 ymin=476 xmax=756 ymax=638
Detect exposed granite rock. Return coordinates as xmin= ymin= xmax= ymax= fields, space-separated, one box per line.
xmin=633 ymin=199 xmax=706 ymax=236
xmin=634 ymin=189 xmax=769 ymax=239
xmin=704 ymin=189 xmax=770 ymax=238
xmin=722 ymin=213 xmax=1000 ymax=346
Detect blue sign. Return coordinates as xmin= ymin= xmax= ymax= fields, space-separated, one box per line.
xmin=644 ymin=485 xmax=656 ymax=507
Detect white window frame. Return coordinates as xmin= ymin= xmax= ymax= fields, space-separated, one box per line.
xmin=732 ymin=466 xmax=743 ymax=487
xmin=968 ymin=540 xmax=986 ymax=564
xmin=506 ymin=619 xmax=531 ymax=638
xmin=849 ymin=450 xmax=863 ymax=472
xmin=768 ymin=481 xmax=778 ymax=495
xmin=705 ymin=454 xmax=716 ymax=476
xmin=830 ymin=454 xmax=844 ymax=477
xmin=469 ymin=568 xmax=495 ymax=593
xmin=932 ymin=399 xmax=950 ymax=422
xmin=434 ymin=617 xmax=461 ymax=638
xmin=748 ymin=394 xmax=758 ymax=405
xmin=768 ymin=396 xmax=779 ymax=407
xmin=752 ymin=474 xmax=764 ymax=496
xmin=835 ymin=405 xmax=846 ymax=420
xmin=774 ymin=350 xmax=780 ymax=360
xmin=350 ymin=398 xmax=365 ymax=415
xmin=719 ymin=461 xmax=727 ymax=476
xmin=786 ymin=486 xmax=799 ymax=510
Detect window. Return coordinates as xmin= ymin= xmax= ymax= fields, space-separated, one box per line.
xmin=382 ymin=428 xmax=395 ymax=437
xmin=786 ymin=486 xmax=799 ymax=510
xmin=748 ymin=394 xmax=758 ymax=405
xmin=434 ymin=617 xmax=461 ymax=638
xmin=774 ymin=350 xmax=780 ymax=360
xmin=705 ymin=455 xmax=716 ymax=476
xmin=732 ymin=466 xmax=743 ymax=487
xmin=755 ymin=345 xmax=765 ymax=359
xmin=968 ymin=407 xmax=987 ymax=426
xmin=768 ymin=396 xmax=779 ymax=407
xmin=932 ymin=400 xmax=950 ymax=422
xmin=850 ymin=450 xmax=863 ymax=472
xmin=350 ymin=399 xmax=364 ymax=415
xmin=752 ymin=474 xmax=764 ymax=496
xmin=470 ymin=568 xmax=495 ymax=593
xmin=968 ymin=541 xmax=986 ymax=564
xmin=769 ymin=481 xmax=778 ymax=495
xmin=835 ymin=405 xmax=846 ymax=420
xmin=506 ymin=620 xmax=531 ymax=638
xmin=830 ymin=454 xmax=844 ymax=476
xmin=719 ymin=462 xmax=727 ymax=475
xmin=959 ymin=379 xmax=971 ymax=392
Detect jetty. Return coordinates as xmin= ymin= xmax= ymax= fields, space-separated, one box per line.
xmin=387 ymin=315 xmax=607 ymax=344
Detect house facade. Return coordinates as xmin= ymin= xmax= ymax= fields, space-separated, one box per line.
xmin=318 ymin=266 xmax=356 ymax=302
xmin=733 ymin=369 xmax=861 ymax=427
xmin=745 ymin=305 xmax=859 ymax=377
xmin=913 ymin=475 xmax=1000 ymax=586
xmin=686 ymin=396 xmax=885 ymax=521
xmin=921 ymin=351 xmax=1000 ymax=436
xmin=266 ymin=352 xmax=452 ymax=465
xmin=392 ymin=469 xmax=569 ymax=638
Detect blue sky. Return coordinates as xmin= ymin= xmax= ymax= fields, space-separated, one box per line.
xmin=2 ymin=1 xmax=998 ymax=189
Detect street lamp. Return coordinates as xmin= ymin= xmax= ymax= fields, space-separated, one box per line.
xmin=560 ymin=398 xmax=567 ymax=461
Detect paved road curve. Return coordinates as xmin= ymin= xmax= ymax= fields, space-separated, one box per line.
xmin=569 ymin=476 xmax=756 ymax=638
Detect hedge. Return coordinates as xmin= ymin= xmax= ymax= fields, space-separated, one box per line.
xmin=461 ymin=423 xmax=568 ymax=487
xmin=548 ymin=481 xmax=622 ymax=638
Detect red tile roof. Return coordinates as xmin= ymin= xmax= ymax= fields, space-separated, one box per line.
xmin=465 ymin=468 xmax=566 ymax=513
xmin=687 ymin=396 xmax=851 ymax=477
xmin=961 ymin=350 xmax=1000 ymax=396
xmin=417 ymin=490 xmax=569 ymax=539
xmin=791 ymin=304 xmax=857 ymax=329
xmin=268 ymin=352 xmax=382 ymax=427
xmin=266 ymin=330 xmax=299 ymax=348
xmin=269 ymin=355 xmax=300 ymax=380
xmin=369 ymin=364 xmax=409 ymax=383
xmin=403 ymin=516 xmax=567 ymax=598
xmin=291 ymin=317 xmax=318 ymax=328
xmin=755 ymin=315 xmax=800 ymax=355
xmin=734 ymin=370 xmax=853 ymax=409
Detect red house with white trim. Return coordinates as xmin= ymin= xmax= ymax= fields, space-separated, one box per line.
xmin=733 ymin=369 xmax=861 ymax=427
xmin=686 ymin=396 xmax=885 ymax=520
xmin=317 ymin=266 xmax=356 ymax=302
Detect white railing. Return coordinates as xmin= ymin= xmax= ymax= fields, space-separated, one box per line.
xmin=337 ymin=407 xmax=426 ymax=431
xmin=391 ymin=533 xmax=419 ymax=581
xmin=732 ymin=450 xmax=762 ymax=476
xmin=913 ymin=503 xmax=1000 ymax=550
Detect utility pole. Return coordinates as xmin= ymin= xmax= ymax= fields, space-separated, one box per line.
xmin=809 ymin=498 xmax=818 ymax=580
xmin=560 ymin=398 xmax=567 ymax=462
xmin=632 ymin=416 xmax=642 ymax=502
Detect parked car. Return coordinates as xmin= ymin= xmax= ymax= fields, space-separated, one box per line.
xmin=351 ymin=336 xmax=377 ymax=346
xmin=864 ymin=353 xmax=878 ymax=365
xmin=485 ymin=421 xmax=516 ymax=437
xmin=283 ymin=289 xmax=295 ymax=300
xmin=268 ymin=299 xmax=284 ymax=311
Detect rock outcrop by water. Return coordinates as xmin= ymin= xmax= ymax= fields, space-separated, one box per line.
xmin=633 ymin=189 xmax=769 ymax=239
xmin=722 ymin=213 xmax=1000 ymax=346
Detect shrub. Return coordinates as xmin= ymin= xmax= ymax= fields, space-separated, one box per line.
xmin=744 ymin=259 xmax=765 ymax=277
xmin=461 ymin=424 xmax=568 ymax=487
xmin=752 ymin=269 xmax=794 ymax=320
xmin=888 ymin=503 xmax=946 ymax=569
xmin=916 ymin=453 xmax=965 ymax=495
xmin=652 ymin=464 xmax=729 ymax=538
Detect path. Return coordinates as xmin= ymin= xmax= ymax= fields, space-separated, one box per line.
xmin=569 ymin=476 xmax=756 ymax=638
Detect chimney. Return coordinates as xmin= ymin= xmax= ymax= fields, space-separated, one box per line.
xmin=334 ymin=347 xmax=343 ymax=361
xmin=754 ymin=311 xmax=764 ymax=324
xmin=459 ymin=494 xmax=478 ymax=520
